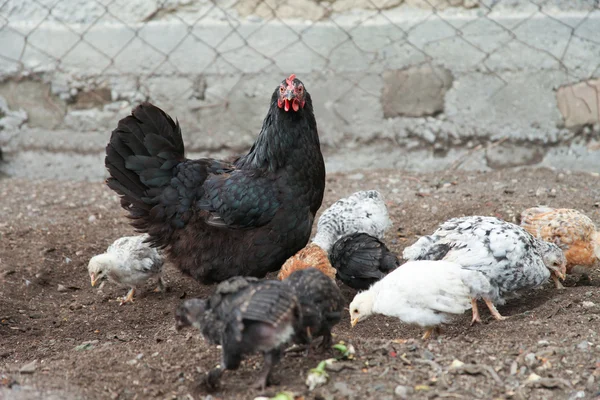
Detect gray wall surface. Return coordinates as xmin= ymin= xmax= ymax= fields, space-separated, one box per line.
xmin=0 ymin=0 xmax=599 ymax=180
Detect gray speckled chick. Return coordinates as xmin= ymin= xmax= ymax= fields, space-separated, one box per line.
xmin=403 ymin=216 xmax=566 ymax=323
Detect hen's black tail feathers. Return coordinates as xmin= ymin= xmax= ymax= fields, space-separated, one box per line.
xmin=105 ymin=103 xmax=185 ymax=245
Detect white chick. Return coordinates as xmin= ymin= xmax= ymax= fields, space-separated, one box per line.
xmin=87 ymin=234 xmax=164 ymax=305
xmin=349 ymin=260 xmax=490 ymax=339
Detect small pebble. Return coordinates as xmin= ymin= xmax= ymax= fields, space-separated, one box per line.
xmin=524 ymin=353 xmax=537 ymax=368
xmin=348 ymin=173 xmax=364 ymax=180
xmin=526 ymin=373 xmax=541 ymax=382
xmin=510 ymin=361 xmax=518 ymax=375
xmin=537 ymin=340 xmax=550 ymax=347
xmin=19 ymin=360 xmax=37 ymax=374
xmin=57 ymin=284 xmax=68 ymax=292
xmin=333 ymin=382 xmax=354 ymax=397
xmin=88 ymin=215 xmax=97 ymax=223
xmin=582 ymin=301 xmax=595 ymax=308
xmin=394 ymin=385 xmax=412 ymax=398
xmin=577 ymin=341 xmax=589 ymax=351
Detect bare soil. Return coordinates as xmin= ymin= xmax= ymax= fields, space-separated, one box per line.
xmin=1 ymin=167 xmax=600 ymax=400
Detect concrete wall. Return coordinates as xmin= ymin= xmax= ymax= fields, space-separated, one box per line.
xmin=0 ymin=0 xmax=599 ymax=180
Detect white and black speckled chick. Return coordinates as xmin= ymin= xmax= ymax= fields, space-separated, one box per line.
xmin=330 ymin=232 xmax=400 ymax=290
xmin=312 ymin=190 xmax=392 ymax=252
xmin=283 ymin=268 xmax=345 ymax=351
xmin=403 ymin=216 xmax=567 ymax=323
xmin=175 ymin=276 xmax=302 ymax=391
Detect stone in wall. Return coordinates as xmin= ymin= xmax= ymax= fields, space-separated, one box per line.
xmin=330 ymin=0 xmax=404 ymax=13
xmin=382 ymin=65 xmax=453 ymax=118
xmin=556 ymin=78 xmax=600 ymax=129
xmin=485 ymin=142 xmax=546 ymax=169
xmin=72 ymin=88 xmax=112 ymax=110
xmin=235 ymin=0 xmax=327 ymax=21
xmin=0 ymin=79 xmax=66 ymax=130
xmin=405 ymin=0 xmax=478 ymax=9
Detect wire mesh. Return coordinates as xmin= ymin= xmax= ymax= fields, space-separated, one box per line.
xmin=0 ymin=0 xmax=598 ymax=138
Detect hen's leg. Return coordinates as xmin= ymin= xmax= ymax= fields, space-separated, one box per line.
xmin=253 ymin=349 xmax=281 ymax=390
xmin=422 ymin=326 xmax=442 ymax=340
xmin=318 ymin=331 xmax=333 ymax=351
xmin=552 ymin=274 xmax=565 ymax=290
xmin=204 ymin=367 xmax=223 ymax=391
xmin=154 ymin=276 xmax=166 ymax=292
xmin=483 ymin=298 xmax=507 ymax=321
xmin=422 ymin=327 xmax=434 ymax=340
xmin=470 ymin=298 xmax=481 ymax=325
xmin=119 ymin=288 xmax=136 ymax=305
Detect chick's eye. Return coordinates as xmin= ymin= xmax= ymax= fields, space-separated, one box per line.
xmin=352 ymin=309 xmax=358 ymax=314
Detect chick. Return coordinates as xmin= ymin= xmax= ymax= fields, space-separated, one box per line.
xmin=283 ymin=268 xmax=345 ymax=351
xmin=175 ymin=277 xmax=302 ymax=390
xmin=278 ymin=190 xmax=392 ymax=280
xmin=330 ymin=232 xmax=400 ymax=290
xmin=277 ymin=243 xmax=336 ymax=280
xmin=403 ymin=216 xmax=567 ymax=323
xmin=87 ymin=234 xmax=164 ymax=305
xmin=520 ymin=207 xmax=600 ymax=283
xmin=349 ymin=260 xmax=490 ymax=339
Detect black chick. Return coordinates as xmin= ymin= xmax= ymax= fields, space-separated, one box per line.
xmin=283 ymin=268 xmax=345 ymax=351
xmin=175 ymin=276 xmax=302 ymax=390
xmin=330 ymin=232 xmax=400 ymax=290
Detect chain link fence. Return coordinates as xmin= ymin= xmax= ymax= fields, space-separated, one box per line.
xmin=0 ymin=0 xmax=599 ymax=175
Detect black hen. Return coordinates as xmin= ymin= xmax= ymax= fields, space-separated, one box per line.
xmin=175 ymin=276 xmax=302 ymax=390
xmin=105 ymin=75 xmax=325 ymax=283
xmin=330 ymin=232 xmax=400 ymax=290
xmin=284 ymin=268 xmax=344 ymax=350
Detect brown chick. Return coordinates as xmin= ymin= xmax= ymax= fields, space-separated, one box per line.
xmin=277 ymin=243 xmax=336 ymax=280
xmin=520 ymin=207 xmax=600 ymax=283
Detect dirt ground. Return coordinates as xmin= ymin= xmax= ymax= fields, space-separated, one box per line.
xmin=1 ymin=167 xmax=600 ymax=400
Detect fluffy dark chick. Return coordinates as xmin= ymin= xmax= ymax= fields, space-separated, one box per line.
xmin=175 ymin=277 xmax=302 ymax=390
xmin=330 ymin=232 xmax=400 ymax=290
xmin=283 ymin=268 xmax=345 ymax=351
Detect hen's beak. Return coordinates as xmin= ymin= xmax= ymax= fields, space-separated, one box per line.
xmin=90 ymin=274 xmax=98 ymax=287
xmin=351 ymin=318 xmax=358 ymax=328
xmin=285 ymin=89 xmax=295 ymax=101
xmin=555 ymin=270 xmax=566 ymax=281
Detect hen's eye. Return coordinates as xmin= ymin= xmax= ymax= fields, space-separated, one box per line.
xmin=280 ymin=86 xmax=285 ymax=93
xmin=298 ymin=85 xmax=303 ymax=92
xmin=352 ymin=309 xmax=358 ymax=314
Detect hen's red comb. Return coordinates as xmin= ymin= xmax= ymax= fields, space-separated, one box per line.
xmin=286 ymin=74 xmax=296 ymax=86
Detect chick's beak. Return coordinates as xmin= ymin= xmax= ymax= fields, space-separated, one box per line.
xmin=90 ymin=274 xmax=98 ymax=287
xmin=351 ymin=318 xmax=358 ymax=328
